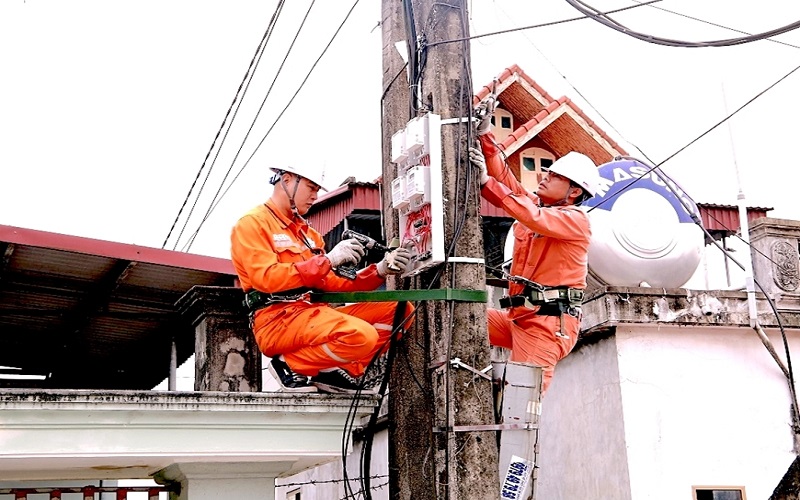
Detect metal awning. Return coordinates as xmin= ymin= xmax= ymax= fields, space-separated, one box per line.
xmin=0 ymin=224 xmax=237 ymax=390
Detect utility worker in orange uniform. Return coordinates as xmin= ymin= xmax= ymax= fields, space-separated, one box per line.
xmin=230 ymin=164 xmax=414 ymax=394
xmin=470 ymin=98 xmax=600 ymax=393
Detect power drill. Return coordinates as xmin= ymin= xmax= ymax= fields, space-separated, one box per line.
xmin=334 ymin=230 xmax=399 ymax=280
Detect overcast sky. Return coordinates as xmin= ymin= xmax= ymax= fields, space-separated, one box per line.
xmin=2 ymin=0 xmax=799 ymax=260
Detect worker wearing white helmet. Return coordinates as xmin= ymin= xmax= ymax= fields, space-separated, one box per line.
xmin=268 ymin=165 xmax=329 ymax=218
xmin=546 ymin=152 xmax=600 ymax=204
xmin=230 ymin=165 xmax=414 ymax=394
xmin=469 ymin=97 xmax=599 ymax=393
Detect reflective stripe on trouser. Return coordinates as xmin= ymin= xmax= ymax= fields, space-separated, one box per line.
xmin=253 ymin=301 xmax=414 ymax=377
xmin=486 ymin=307 xmax=579 ymax=393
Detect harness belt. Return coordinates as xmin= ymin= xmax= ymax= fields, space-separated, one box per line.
xmin=243 ymin=288 xmax=312 ymax=313
xmin=499 ymin=286 xmax=584 ymax=315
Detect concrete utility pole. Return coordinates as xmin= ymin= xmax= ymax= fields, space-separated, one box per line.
xmin=381 ymin=1 xmax=498 ymax=499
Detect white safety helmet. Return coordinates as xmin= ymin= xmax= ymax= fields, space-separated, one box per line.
xmin=270 ymin=165 xmax=329 ymax=192
xmin=548 ymin=152 xmax=600 ymax=198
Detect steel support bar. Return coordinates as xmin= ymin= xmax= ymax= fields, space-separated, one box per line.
xmin=310 ymin=289 xmax=487 ymax=303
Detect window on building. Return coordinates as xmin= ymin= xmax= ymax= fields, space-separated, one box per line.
xmin=519 ymin=147 xmax=556 ymax=191
xmin=287 ymin=489 xmax=301 ymax=500
xmin=693 ymin=486 xmax=746 ymax=500
xmin=489 ymin=108 xmax=514 ymax=142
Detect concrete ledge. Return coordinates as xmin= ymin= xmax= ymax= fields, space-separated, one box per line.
xmin=582 ymin=286 xmax=800 ymax=338
xmin=0 ymin=390 xmax=379 ymax=482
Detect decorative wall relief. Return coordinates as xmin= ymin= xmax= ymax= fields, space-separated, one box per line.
xmin=772 ymin=240 xmax=800 ymax=291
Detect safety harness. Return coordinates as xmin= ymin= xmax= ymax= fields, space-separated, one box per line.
xmin=499 ymin=285 xmax=583 ymax=315
xmin=243 ymin=288 xmax=312 ymax=315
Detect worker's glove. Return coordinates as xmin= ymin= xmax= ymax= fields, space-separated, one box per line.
xmin=475 ymin=96 xmax=497 ymax=136
xmin=377 ymin=247 xmax=413 ymax=277
xmin=326 ymin=238 xmax=366 ymax=268
xmin=469 ymin=147 xmax=490 ymax=186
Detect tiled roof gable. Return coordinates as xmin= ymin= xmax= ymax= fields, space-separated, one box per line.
xmin=475 ymin=64 xmax=626 ymax=163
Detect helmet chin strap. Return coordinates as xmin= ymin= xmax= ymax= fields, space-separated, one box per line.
xmin=279 ymin=174 xmax=303 ymax=218
xmin=539 ymin=186 xmax=573 ymax=208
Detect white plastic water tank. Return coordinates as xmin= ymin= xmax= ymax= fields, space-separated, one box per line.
xmin=581 ymin=158 xmax=705 ymax=288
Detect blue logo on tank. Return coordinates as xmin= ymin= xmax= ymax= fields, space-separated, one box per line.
xmin=583 ymin=158 xmax=700 ymax=224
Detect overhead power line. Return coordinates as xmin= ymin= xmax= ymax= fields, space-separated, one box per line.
xmin=180 ymin=0 xmax=363 ymax=252
xmin=181 ymin=0 xmax=319 ymax=252
xmin=587 ymin=60 xmax=800 ymax=212
xmin=565 ymin=0 xmax=800 ymax=47
xmin=162 ymin=0 xmax=286 ymax=250
xmin=428 ymin=0 xmax=661 ymax=47
xmin=633 ymin=0 xmax=800 ymax=51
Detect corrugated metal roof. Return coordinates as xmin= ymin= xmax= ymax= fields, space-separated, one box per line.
xmin=307 ymin=181 xmax=510 ymax=238
xmin=698 ymin=203 xmax=772 ymax=236
xmin=307 ymin=182 xmax=380 ymax=235
xmin=0 ymin=224 xmax=237 ymax=390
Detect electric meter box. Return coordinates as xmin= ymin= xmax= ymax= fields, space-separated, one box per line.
xmin=391 ymin=129 xmax=408 ymax=164
xmin=390 ymin=113 xmax=445 ymax=278
xmin=405 ymin=165 xmax=430 ymax=206
xmin=391 ymin=175 xmax=408 ymax=209
xmin=405 ymin=116 xmax=428 ymax=154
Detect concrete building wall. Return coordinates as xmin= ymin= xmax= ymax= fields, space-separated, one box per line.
xmin=276 ymin=430 xmax=389 ymax=500
xmin=618 ymin=324 xmax=797 ymax=500
xmin=540 ymin=322 xmax=799 ymax=499
xmin=537 ymin=335 xmax=632 ymax=499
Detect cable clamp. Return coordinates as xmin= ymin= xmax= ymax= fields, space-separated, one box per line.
xmin=440 ymin=116 xmax=479 ymax=125
xmin=433 ymin=423 xmax=538 ymax=433
xmin=450 ymin=357 xmax=492 ymax=381
xmin=447 ymin=257 xmax=485 ymax=264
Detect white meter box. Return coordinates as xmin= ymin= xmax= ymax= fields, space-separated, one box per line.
xmin=404 ymin=116 xmax=428 ymax=154
xmin=404 ymin=165 xmax=431 ymax=206
xmin=390 ymin=113 xmax=445 ymax=277
xmin=391 ymin=175 xmax=408 ymax=209
xmin=390 ymin=129 xmax=408 ymax=164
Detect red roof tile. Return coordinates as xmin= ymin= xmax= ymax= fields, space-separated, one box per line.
xmin=475 ymin=65 xmax=626 ymax=158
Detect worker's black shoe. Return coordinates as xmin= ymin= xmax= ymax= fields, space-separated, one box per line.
xmin=268 ymin=357 xmax=317 ymax=393
xmin=312 ymin=368 xmax=375 ymax=395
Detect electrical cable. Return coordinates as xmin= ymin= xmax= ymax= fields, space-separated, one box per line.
xmin=171 ymin=4 xmax=297 ymax=252
xmin=427 ymin=0 xmax=661 ymax=48
xmin=444 ymin=4 xmax=477 ymax=498
xmin=463 ymin=7 xmax=800 ymax=467
xmin=564 ymin=0 xmax=800 ymax=48
xmin=568 ymin=57 xmax=800 ymax=418
xmin=486 ymin=0 xmax=656 ymax=166
xmin=178 ymin=0 xmax=363 ymax=252
xmin=631 ymin=0 xmax=800 ymax=52
xmin=402 ymin=0 xmax=420 ymax=117
xmin=338 ymin=300 xmax=425 ymax=500
xmin=397 ymin=2 xmax=479 ymax=495
xmin=180 ymin=0 xmax=319 ymax=252
xmin=161 ymin=0 xmax=286 ymax=250
xmin=587 ymin=59 xmax=800 ymax=213
xmin=702 ymin=210 xmax=786 ymax=274
xmin=359 ymin=300 xmax=411 ymax=500
xmin=615 ymin=156 xmax=800 ymax=434
xmin=277 ymin=474 xmax=387 ymax=489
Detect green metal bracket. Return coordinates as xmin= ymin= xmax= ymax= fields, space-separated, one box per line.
xmin=310 ymin=289 xmax=487 ymax=303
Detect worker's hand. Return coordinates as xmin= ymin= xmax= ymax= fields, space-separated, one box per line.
xmin=469 ymin=147 xmax=490 ymax=186
xmin=475 ymin=96 xmax=497 ymax=136
xmin=326 ymin=238 xmax=365 ymax=268
xmin=377 ymin=247 xmax=413 ymax=277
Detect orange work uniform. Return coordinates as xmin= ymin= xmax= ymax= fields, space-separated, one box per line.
xmin=230 ymin=200 xmax=413 ymax=377
xmin=478 ymin=133 xmax=591 ymax=392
